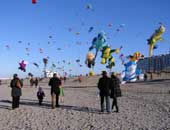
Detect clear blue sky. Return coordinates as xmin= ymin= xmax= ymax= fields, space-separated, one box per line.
xmin=0 ymin=0 xmax=170 ymax=78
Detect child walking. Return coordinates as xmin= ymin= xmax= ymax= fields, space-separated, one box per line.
xmin=37 ymin=87 xmax=45 ymax=105
xmin=59 ymin=79 xmax=64 ymax=103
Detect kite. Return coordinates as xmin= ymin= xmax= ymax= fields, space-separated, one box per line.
xmin=26 ymin=48 xmax=30 ymax=52
xmin=119 ymin=53 xmax=127 ymax=65
xmin=89 ymin=71 xmax=94 ymax=76
xmin=28 ymin=73 xmax=33 ymax=77
xmin=86 ymin=3 xmax=92 ymax=10
xmin=5 ymin=45 xmax=10 ymax=50
xmin=122 ymin=61 xmax=137 ymax=82
xmin=75 ymin=32 xmax=80 ymax=35
xmin=89 ymin=32 xmax=107 ymax=59
xmin=18 ymin=60 xmax=27 ymax=72
xmin=100 ymin=45 xmax=120 ymax=69
xmin=68 ymin=28 xmax=72 ymax=32
xmin=121 ymin=52 xmax=144 ymax=83
xmin=32 ymin=0 xmax=36 ymax=4
xmin=39 ymin=48 xmax=43 ymax=53
xmin=57 ymin=48 xmax=61 ymax=51
xmin=76 ymin=59 xmax=80 ymax=63
xmin=43 ymin=58 xmax=48 ymax=67
xmin=108 ymin=23 xmax=113 ymax=27
xmin=33 ymin=62 xmax=39 ymax=68
xmin=85 ymin=52 xmax=95 ymax=68
xmin=52 ymin=63 xmax=56 ymax=68
xmin=88 ymin=27 xmax=94 ymax=33
xmin=147 ymin=25 xmax=165 ymax=57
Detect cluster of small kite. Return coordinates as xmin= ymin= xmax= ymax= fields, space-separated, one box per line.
xmin=11 ymin=1 xmax=166 ymax=81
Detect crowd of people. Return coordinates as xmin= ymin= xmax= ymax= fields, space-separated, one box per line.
xmin=10 ymin=72 xmax=121 ymax=114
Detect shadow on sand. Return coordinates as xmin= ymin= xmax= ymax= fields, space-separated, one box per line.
xmin=0 ymin=99 xmax=101 ymax=114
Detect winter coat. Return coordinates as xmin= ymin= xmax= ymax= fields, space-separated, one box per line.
xmin=98 ymin=76 xmax=112 ymax=96
xmin=37 ymin=91 xmax=45 ymax=100
xmin=110 ymin=76 xmax=122 ymax=98
xmin=10 ymin=78 xmax=23 ymax=97
xmin=48 ymin=77 xmax=61 ymax=95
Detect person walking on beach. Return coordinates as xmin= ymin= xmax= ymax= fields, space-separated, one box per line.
xmin=49 ymin=73 xmax=61 ymax=109
xmin=34 ymin=78 xmax=39 ymax=88
xmin=110 ymin=72 xmax=122 ymax=113
xmin=30 ymin=77 xmax=34 ymax=87
xmin=97 ymin=71 xmax=111 ymax=113
xmin=10 ymin=74 xmax=23 ymax=109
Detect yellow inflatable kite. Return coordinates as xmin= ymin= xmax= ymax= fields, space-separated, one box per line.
xmin=147 ymin=25 xmax=165 ymax=57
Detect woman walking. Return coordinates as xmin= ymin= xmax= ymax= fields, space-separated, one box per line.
xmin=10 ymin=74 xmax=23 ymax=110
xmin=110 ymin=72 xmax=122 ymax=112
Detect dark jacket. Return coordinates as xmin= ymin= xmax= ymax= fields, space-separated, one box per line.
xmin=49 ymin=77 xmax=61 ymax=95
xmin=10 ymin=78 xmax=23 ymax=97
xmin=98 ymin=76 xmax=111 ymax=96
xmin=37 ymin=91 xmax=45 ymax=100
xmin=110 ymin=76 xmax=122 ymax=98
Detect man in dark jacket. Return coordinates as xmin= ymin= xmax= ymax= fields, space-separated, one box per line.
xmin=110 ymin=72 xmax=122 ymax=112
xmin=49 ymin=73 xmax=61 ymax=109
xmin=98 ymin=71 xmax=111 ymax=113
xmin=10 ymin=74 xmax=23 ymax=109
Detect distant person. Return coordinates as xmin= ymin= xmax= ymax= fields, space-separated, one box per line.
xmin=110 ymin=73 xmax=122 ymax=113
xmin=144 ymin=73 xmax=147 ymax=81
xmin=0 ymin=80 xmax=1 ymax=85
xmin=49 ymin=73 xmax=61 ymax=109
xmin=37 ymin=87 xmax=45 ymax=105
xmin=34 ymin=78 xmax=39 ymax=88
xmin=10 ymin=74 xmax=23 ymax=110
xmin=150 ymin=73 xmax=153 ymax=80
xmin=78 ymin=75 xmax=82 ymax=83
xmin=63 ymin=76 xmax=66 ymax=83
xmin=97 ymin=71 xmax=111 ymax=113
xmin=30 ymin=77 xmax=34 ymax=87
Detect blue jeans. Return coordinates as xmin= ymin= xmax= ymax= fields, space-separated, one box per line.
xmin=100 ymin=96 xmax=110 ymax=112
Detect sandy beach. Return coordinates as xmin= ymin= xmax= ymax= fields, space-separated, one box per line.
xmin=0 ymin=77 xmax=170 ymax=130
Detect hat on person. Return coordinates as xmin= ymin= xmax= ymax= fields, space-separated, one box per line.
xmin=13 ymin=73 xmax=18 ymax=78
xmin=111 ymin=72 xmax=116 ymax=76
xmin=101 ymin=71 xmax=107 ymax=76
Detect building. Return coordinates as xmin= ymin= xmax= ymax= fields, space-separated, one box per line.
xmin=138 ymin=54 xmax=170 ymax=73
xmin=43 ymin=70 xmax=59 ymax=78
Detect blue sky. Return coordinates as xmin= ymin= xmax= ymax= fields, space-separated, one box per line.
xmin=0 ymin=0 xmax=170 ymax=78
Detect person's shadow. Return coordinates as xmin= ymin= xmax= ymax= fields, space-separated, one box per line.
xmin=0 ymin=99 xmax=101 ymax=114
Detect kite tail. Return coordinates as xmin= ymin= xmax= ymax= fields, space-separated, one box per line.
xmin=149 ymin=44 xmax=154 ymax=57
xmin=94 ymin=50 xmax=98 ymax=60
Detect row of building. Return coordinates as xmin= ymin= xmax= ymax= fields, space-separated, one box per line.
xmin=138 ymin=54 xmax=170 ymax=73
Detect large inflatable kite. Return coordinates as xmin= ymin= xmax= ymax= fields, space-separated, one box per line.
xmin=122 ymin=52 xmax=144 ymax=83
xmin=101 ymin=45 xmax=122 ymax=69
xmin=147 ymin=25 xmax=165 ymax=57
xmin=85 ymin=52 xmax=95 ymax=68
xmin=89 ymin=32 xmax=107 ymax=59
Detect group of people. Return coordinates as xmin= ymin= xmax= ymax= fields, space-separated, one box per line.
xmin=10 ymin=72 xmax=121 ymax=113
xmin=10 ymin=73 xmax=64 ymax=110
xmin=30 ymin=77 xmax=39 ymax=87
xmin=98 ymin=71 xmax=122 ymax=113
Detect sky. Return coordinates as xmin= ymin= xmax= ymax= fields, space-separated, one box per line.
xmin=0 ymin=0 xmax=170 ymax=78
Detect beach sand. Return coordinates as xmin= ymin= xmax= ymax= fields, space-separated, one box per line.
xmin=0 ymin=77 xmax=170 ymax=130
